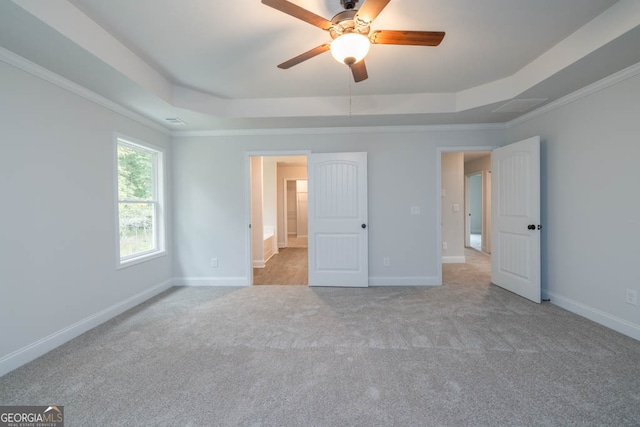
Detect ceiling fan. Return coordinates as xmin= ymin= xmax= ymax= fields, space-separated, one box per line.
xmin=262 ymin=0 xmax=445 ymax=82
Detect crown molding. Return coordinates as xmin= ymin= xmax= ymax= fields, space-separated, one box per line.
xmin=171 ymin=123 xmax=507 ymax=138
xmin=3 ymin=44 xmax=639 ymax=138
xmin=0 ymin=46 xmax=170 ymax=135
xmin=507 ymin=60 xmax=640 ymax=128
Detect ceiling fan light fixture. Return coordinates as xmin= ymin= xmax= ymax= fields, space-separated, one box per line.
xmin=330 ymin=33 xmax=370 ymax=66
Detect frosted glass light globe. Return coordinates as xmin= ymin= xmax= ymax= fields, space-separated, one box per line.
xmin=330 ymin=33 xmax=370 ymax=66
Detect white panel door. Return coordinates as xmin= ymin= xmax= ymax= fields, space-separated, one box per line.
xmin=491 ymin=136 xmax=541 ymax=302
xmin=308 ymin=152 xmax=368 ymax=287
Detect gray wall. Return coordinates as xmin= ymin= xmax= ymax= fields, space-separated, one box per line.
xmin=507 ymin=72 xmax=640 ymax=337
xmin=172 ymin=130 xmax=504 ymax=286
xmin=0 ymin=60 xmax=172 ymax=374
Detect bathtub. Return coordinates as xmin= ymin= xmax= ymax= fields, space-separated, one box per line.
xmin=263 ymin=226 xmax=276 ymax=262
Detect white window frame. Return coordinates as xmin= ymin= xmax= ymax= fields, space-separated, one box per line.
xmin=114 ymin=134 xmax=166 ymax=268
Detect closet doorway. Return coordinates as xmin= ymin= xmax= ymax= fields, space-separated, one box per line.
xmin=284 ymin=179 xmax=308 ymax=249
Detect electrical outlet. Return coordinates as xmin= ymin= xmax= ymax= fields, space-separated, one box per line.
xmin=626 ymin=289 xmax=637 ymax=306
xmin=411 ymin=206 xmax=420 ymax=215
xmin=442 ymin=242 xmax=447 ymax=250
xmin=211 ymin=258 xmax=219 ymax=268
xmin=383 ymin=257 xmax=390 ymax=267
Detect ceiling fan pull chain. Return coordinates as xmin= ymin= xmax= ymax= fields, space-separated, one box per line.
xmin=349 ymin=74 xmax=353 ymax=118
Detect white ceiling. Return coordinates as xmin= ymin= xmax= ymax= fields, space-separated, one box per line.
xmin=2 ymin=0 xmax=640 ymax=131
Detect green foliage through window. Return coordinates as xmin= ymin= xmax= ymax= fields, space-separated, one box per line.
xmin=117 ymin=140 xmax=162 ymax=261
xmin=118 ymin=144 xmax=153 ymax=200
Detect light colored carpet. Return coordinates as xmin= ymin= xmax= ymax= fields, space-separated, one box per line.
xmin=2 ymin=251 xmax=640 ymax=426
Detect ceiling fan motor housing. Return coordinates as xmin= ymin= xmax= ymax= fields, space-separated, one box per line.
xmin=330 ymin=10 xmax=370 ymax=39
xmin=340 ymin=0 xmax=359 ymax=10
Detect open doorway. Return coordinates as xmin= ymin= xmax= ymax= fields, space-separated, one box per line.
xmin=466 ymin=173 xmax=483 ymax=251
xmin=463 ymin=152 xmax=492 ymax=254
xmin=439 ymin=149 xmax=493 ymax=284
xmin=249 ymin=155 xmax=308 ymax=285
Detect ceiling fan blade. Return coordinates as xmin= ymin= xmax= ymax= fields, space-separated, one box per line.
xmin=354 ymin=0 xmax=391 ymax=24
xmin=370 ymin=30 xmax=445 ymax=46
xmin=262 ymin=0 xmax=333 ymax=30
xmin=350 ymin=60 xmax=368 ymax=82
xmin=277 ymin=44 xmax=331 ymax=69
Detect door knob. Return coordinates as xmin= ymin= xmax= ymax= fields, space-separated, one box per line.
xmin=361 ymin=224 xmax=367 ymax=229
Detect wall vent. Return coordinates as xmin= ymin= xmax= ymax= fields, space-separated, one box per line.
xmin=165 ymin=117 xmax=187 ymax=125
xmin=492 ymin=99 xmax=548 ymax=114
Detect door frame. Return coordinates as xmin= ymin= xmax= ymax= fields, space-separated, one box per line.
xmin=436 ymin=146 xmax=497 ymax=285
xmin=245 ymin=150 xmax=311 ymax=286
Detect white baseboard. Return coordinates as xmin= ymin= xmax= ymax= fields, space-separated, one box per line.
xmin=0 ymin=279 xmax=173 ymax=377
xmin=442 ymin=256 xmax=466 ymax=264
xmin=253 ymin=260 xmax=265 ymax=268
xmin=545 ymin=291 xmax=640 ymax=341
xmin=369 ymin=276 xmax=441 ymax=287
xmin=173 ymin=277 xmax=248 ymax=287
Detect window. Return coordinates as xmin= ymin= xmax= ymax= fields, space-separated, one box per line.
xmin=116 ymin=136 xmax=165 ymax=266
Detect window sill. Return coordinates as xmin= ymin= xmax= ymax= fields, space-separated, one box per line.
xmin=117 ymin=250 xmax=167 ymax=270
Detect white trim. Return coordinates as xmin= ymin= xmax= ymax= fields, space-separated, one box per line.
xmin=3 ymin=39 xmax=640 ymax=137
xmin=0 ymin=46 xmax=169 ymax=135
xmin=0 ymin=279 xmax=173 ymax=377
xmin=4 ymin=38 xmax=639 ymax=137
xmin=175 ymin=59 xmax=640 ymax=136
xmin=545 ymin=291 xmax=640 ymax=341
xmin=508 ymin=61 xmax=640 ymax=127
xmin=174 ymin=277 xmax=248 ymax=287
xmin=369 ymin=276 xmax=441 ymax=287
xmin=442 ymin=256 xmax=466 ymax=264
xmin=253 ymin=261 xmax=265 ymax=268
xmin=172 ymin=123 xmax=506 ymax=138
xmin=118 ymin=250 xmax=168 ymax=269
xmin=114 ymin=134 xmax=167 ymax=269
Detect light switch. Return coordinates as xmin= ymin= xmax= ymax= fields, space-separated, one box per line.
xmin=453 ymin=204 xmax=459 ymax=212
